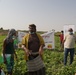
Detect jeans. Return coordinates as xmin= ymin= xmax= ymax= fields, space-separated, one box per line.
xmin=64 ymin=48 xmax=74 ymax=65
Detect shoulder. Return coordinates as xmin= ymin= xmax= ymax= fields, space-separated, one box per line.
xmin=36 ymin=33 xmax=43 ymax=39
xmin=73 ymin=34 xmax=76 ymax=38
xmin=65 ymin=33 xmax=69 ymax=36
xmin=3 ymin=38 xmax=7 ymax=45
xmin=3 ymin=38 xmax=7 ymax=43
xmin=36 ymin=33 xmax=41 ymax=36
xmin=23 ymin=33 xmax=30 ymax=38
xmin=64 ymin=34 xmax=69 ymax=39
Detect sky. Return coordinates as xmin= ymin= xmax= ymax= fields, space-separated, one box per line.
xmin=0 ymin=0 xmax=76 ymax=32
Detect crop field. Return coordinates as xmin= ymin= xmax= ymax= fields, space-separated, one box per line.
xmin=0 ymin=35 xmax=76 ymax=75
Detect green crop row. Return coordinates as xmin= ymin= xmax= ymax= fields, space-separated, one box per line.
xmin=0 ymin=35 xmax=76 ymax=75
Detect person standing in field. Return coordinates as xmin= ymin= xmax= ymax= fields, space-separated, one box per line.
xmin=60 ymin=30 xmax=64 ymax=46
xmin=59 ymin=30 xmax=64 ymax=50
xmin=22 ymin=24 xmax=46 ymax=75
xmin=63 ymin=28 xmax=76 ymax=65
xmin=3 ymin=29 xmax=17 ymax=75
xmin=56 ymin=30 xmax=64 ymax=51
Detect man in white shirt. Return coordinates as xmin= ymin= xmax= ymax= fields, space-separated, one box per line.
xmin=63 ymin=28 xmax=76 ymax=65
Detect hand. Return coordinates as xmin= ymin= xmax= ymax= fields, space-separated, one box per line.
xmin=25 ymin=49 xmax=31 ymax=56
xmin=39 ymin=45 xmax=44 ymax=55
xmin=39 ymin=49 xmax=44 ymax=60
xmin=39 ymin=49 xmax=43 ymax=56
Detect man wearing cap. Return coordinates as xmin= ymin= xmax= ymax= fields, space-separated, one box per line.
xmin=63 ymin=28 xmax=76 ymax=65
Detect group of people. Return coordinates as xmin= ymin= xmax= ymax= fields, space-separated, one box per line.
xmin=1 ymin=24 xmax=76 ymax=75
xmin=2 ymin=24 xmax=46 ymax=75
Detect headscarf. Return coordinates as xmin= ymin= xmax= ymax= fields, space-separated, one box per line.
xmin=6 ymin=29 xmax=16 ymax=43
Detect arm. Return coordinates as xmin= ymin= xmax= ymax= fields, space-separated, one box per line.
xmin=61 ymin=40 xmax=65 ymax=48
xmin=37 ymin=33 xmax=45 ymax=55
xmin=62 ymin=35 xmax=66 ymax=48
xmin=39 ymin=44 xmax=45 ymax=55
xmin=21 ymin=34 xmax=30 ymax=56
xmin=74 ymin=34 xmax=76 ymax=43
xmin=3 ymin=39 xmax=7 ymax=63
xmin=22 ymin=44 xmax=30 ymax=56
xmin=39 ymin=44 xmax=45 ymax=60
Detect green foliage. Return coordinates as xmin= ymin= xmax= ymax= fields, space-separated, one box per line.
xmin=0 ymin=35 xmax=6 ymax=55
xmin=0 ymin=35 xmax=76 ymax=75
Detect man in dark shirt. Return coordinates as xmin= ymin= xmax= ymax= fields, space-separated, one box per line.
xmin=22 ymin=24 xmax=46 ymax=75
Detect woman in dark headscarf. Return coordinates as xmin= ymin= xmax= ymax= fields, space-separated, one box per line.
xmin=3 ymin=29 xmax=17 ymax=75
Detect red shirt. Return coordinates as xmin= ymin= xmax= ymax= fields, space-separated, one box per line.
xmin=60 ymin=34 xmax=64 ymax=42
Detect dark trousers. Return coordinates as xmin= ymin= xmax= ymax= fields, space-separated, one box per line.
xmin=64 ymin=48 xmax=74 ymax=65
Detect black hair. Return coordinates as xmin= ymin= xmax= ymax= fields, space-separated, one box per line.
xmin=29 ymin=24 xmax=36 ymax=29
xmin=61 ymin=30 xmax=64 ymax=33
